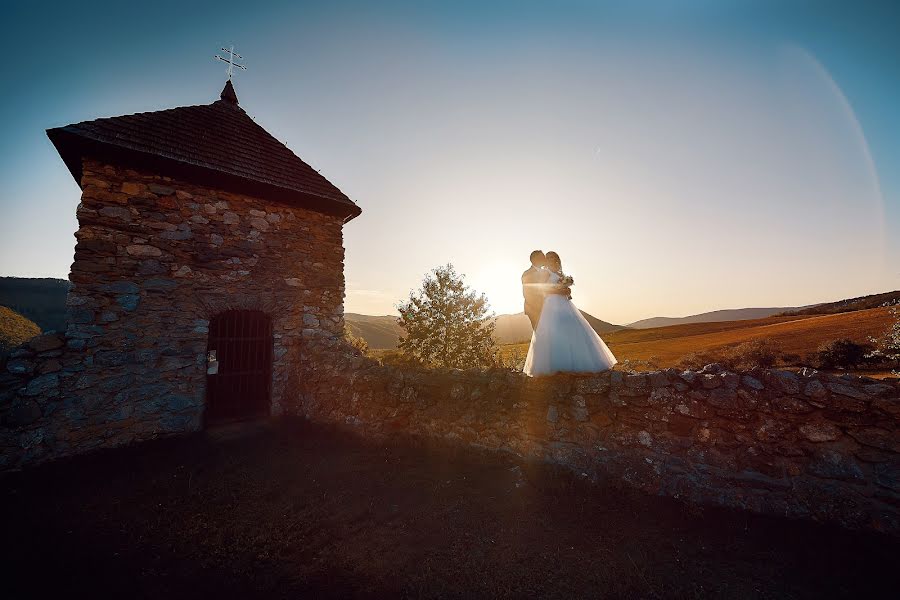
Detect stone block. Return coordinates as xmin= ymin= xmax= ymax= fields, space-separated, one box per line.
xmin=707 ymin=387 xmax=737 ymax=407
xmin=68 ymin=308 xmax=95 ymax=324
xmin=798 ymin=422 xmax=841 ymax=442
xmin=741 ymin=375 xmax=764 ymax=391
xmin=98 ymin=311 xmax=119 ymax=323
xmin=772 ymin=396 xmax=813 ymax=414
xmin=803 ymin=379 xmax=827 ymax=398
xmin=620 ymin=373 xmax=648 ymax=396
xmin=99 ymin=374 xmax=133 ymax=393
xmin=116 ymin=294 xmax=140 ymax=311
xmin=768 ymin=370 xmax=800 ymax=395
xmin=99 ymin=206 xmax=132 ymax=221
xmin=807 ymin=450 xmax=864 ymax=481
xmin=94 ymin=351 xmax=128 ymax=366
xmin=142 ymin=278 xmax=178 ymax=291
xmin=148 ymin=184 xmax=175 ymax=196
xmin=720 ymin=372 xmax=740 ymax=389
xmin=864 ymin=383 xmax=895 ymax=396
xmin=121 ymin=182 xmax=141 ymax=195
xmin=648 ymin=371 xmax=669 ymax=388
xmin=126 ymin=244 xmax=162 ymax=257
xmin=6 ymin=358 xmax=35 ymax=376
xmin=37 ymin=359 xmax=62 ymax=374
xmin=24 ymin=374 xmax=59 ymax=397
xmin=679 ymin=371 xmax=697 ymax=384
xmin=160 ymin=229 xmax=193 ymax=240
xmin=827 ymin=383 xmax=869 ymax=401
xmin=103 ymin=281 xmax=141 ymax=296
xmin=138 ymin=259 xmax=166 ymax=275
xmin=574 ymin=375 xmax=610 ymax=395
xmin=571 ymin=405 xmax=589 ymax=422
xmin=848 ymin=428 xmax=899 ymax=452
xmin=27 ymin=333 xmax=64 ymax=353
xmin=874 ymin=462 xmax=900 ymax=491
xmin=546 ymin=405 xmax=559 ymax=423
xmin=701 ymin=374 xmax=721 ymax=389
xmin=5 ymin=400 xmax=42 ymax=426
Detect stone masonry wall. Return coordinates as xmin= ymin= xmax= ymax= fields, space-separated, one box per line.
xmin=299 ymin=351 xmax=900 ymax=533
xmin=0 ymin=159 xmax=346 ymax=469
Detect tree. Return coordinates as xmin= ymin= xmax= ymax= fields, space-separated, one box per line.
xmin=344 ymin=324 xmax=369 ymax=354
xmin=397 ymin=264 xmax=497 ymax=368
xmin=816 ymin=338 xmax=872 ymax=369
xmin=868 ymin=302 xmax=900 ymax=374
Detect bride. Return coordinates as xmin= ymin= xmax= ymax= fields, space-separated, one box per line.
xmin=524 ymin=251 xmax=618 ymax=376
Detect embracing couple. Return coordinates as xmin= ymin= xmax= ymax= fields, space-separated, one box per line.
xmin=521 ymin=250 xmax=618 ymax=376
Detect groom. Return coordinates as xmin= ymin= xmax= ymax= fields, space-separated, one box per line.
xmin=521 ymin=250 xmax=550 ymax=330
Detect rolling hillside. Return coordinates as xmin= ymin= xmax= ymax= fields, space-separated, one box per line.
xmin=345 ymin=314 xmax=404 ymax=350
xmin=627 ymin=289 xmax=898 ymax=329
xmin=627 ymin=306 xmax=798 ymax=329
xmin=777 ymin=290 xmax=900 ymax=317
xmin=503 ymin=306 xmax=895 ymax=369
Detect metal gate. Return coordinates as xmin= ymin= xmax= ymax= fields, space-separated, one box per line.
xmin=205 ymin=309 xmax=273 ymax=425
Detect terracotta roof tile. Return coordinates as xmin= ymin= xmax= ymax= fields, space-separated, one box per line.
xmin=48 ymin=81 xmax=360 ymax=220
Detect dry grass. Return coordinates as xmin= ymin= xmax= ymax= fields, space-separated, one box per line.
xmin=0 ymin=305 xmax=41 ymax=357
xmin=500 ymin=306 xmax=895 ymax=370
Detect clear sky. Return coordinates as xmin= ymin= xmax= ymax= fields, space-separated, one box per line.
xmin=1 ymin=1 xmax=898 ymax=325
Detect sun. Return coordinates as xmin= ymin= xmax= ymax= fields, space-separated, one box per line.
xmin=468 ymin=260 xmax=523 ymax=316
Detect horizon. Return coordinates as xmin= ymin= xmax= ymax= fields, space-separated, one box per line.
xmin=4 ymin=273 xmax=894 ymax=326
xmin=1 ymin=1 xmax=898 ymax=324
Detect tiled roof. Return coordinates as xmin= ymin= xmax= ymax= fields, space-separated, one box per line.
xmin=47 ymin=81 xmax=360 ymax=221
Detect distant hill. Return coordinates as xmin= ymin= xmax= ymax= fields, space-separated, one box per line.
xmin=345 ymin=314 xmax=404 ymax=350
xmin=0 ymin=277 xmax=70 ymax=332
xmin=0 ymin=305 xmax=41 ymax=358
xmin=777 ymin=290 xmax=899 ymax=317
xmin=627 ymin=307 xmax=800 ymax=329
xmin=346 ymin=310 xmax=622 ymax=349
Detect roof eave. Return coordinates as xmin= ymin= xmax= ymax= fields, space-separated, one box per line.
xmin=46 ymin=127 xmax=362 ymax=223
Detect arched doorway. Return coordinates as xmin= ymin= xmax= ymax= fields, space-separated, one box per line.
xmin=205 ymin=310 xmax=273 ymax=425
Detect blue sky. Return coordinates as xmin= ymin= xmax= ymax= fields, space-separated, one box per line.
xmin=1 ymin=1 xmax=898 ymax=323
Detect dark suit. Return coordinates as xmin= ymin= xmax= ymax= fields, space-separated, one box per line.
xmin=522 ymin=266 xmax=550 ymax=330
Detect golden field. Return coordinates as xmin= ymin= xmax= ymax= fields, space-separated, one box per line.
xmin=500 ymin=306 xmax=895 ymax=369
xmin=0 ymin=305 xmax=41 ymax=357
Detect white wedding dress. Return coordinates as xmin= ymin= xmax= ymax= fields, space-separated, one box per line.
xmin=524 ymin=272 xmax=618 ymax=376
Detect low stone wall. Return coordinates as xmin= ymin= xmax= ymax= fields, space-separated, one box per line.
xmin=3 ymin=329 xmax=899 ymax=533
xmin=299 ymin=351 xmax=900 ymax=533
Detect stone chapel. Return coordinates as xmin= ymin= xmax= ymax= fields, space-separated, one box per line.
xmin=2 ymin=80 xmax=360 ymax=464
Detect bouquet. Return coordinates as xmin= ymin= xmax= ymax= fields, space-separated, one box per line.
xmin=553 ymin=273 xmax=574 ymax=299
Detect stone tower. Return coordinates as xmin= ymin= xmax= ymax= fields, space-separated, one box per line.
xmin=4 ymin=81 xmax=361 ymax=461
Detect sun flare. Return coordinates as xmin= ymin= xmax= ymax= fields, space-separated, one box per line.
xmin=469 ymin=259 xmax=524 ymax=316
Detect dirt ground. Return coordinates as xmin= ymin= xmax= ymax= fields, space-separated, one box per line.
xmin=1 ymin=420 xmax=897 ymax=599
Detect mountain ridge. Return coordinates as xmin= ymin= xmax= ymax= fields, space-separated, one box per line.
xmin=627 ymin=307 xmax=799 ymax=329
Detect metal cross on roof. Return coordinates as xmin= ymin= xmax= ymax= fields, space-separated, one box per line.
xmin=215 ymin=46 xmax=247 ymax=80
